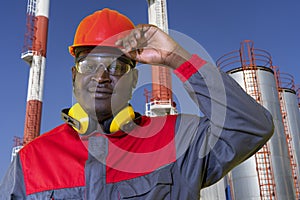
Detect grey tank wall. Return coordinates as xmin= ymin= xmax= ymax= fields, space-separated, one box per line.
xmin=280 ymin=89 xmax=300 ymax=179
xmin=227 ymin=67 xmax=296 ymax=200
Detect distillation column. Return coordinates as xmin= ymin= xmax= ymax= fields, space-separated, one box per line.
xmin=21 ymin=0 xmax=50 ymax=145
xmin=146 ymin=0 xmax=177 ymax=117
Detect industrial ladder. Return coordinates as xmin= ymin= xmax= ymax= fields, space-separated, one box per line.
xmin=22 ymin=0 xmax=37 ymax=57
xmin=240 ymin=40 xmax=277 ymax=200
xmin=157 ymin=67 xmax=172 ymax=100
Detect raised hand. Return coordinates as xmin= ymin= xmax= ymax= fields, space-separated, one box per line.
xmin=115 ymin=24 xmax=192 ymax=69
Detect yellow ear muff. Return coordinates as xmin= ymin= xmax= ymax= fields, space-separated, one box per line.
xmin=62 ymin=104 xmax=136 ymax=134
xmin=110 ymin=106 xmax=135 ymax=133
xmin=68 ymin=103 xmax=90 ymax=134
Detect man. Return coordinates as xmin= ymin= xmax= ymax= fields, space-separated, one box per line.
xmin=0 ymin=8 xmax=274 ymax=199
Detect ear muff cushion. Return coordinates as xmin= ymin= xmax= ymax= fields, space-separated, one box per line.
xmin=68 ymin=103 xmax=91 ymax=134
xmin=110 ymin=106 xmax=135 ymax=133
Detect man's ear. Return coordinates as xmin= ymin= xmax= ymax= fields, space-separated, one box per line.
xmin=72 ymin=66 xmax=76 ymax=83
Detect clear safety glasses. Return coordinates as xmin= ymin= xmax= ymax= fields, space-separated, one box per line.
xmin=75 ymin=55 xmax=134 ymax=76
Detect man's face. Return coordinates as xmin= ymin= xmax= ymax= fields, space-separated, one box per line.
xmin=72 ymin=48 xmax=137 ymax=122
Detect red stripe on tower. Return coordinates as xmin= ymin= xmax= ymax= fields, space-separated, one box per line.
xmin=22 ymin=0 xmax=50 ymax=145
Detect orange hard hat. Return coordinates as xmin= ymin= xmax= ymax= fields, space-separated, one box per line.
xmin=69 ymin=8 xmax=135 ymax=57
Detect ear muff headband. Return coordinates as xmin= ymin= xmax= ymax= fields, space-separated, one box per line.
xmin=110 ymin=106 xmax=135 ymax=133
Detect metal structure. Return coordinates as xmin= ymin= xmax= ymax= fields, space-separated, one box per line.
xmin=21 ymin=0 xmax=50 ymax=145
xmin=272 ymin=69 xmax=300 ymax=198
xmin=11 ymin=137 xmax=23 ymax=161
xmin=297 ymin=85 xmax=300 ymax=110
xmin=146 ymin=0 xmax=177 ymax=117
xmin=217 ymin=40 xmax=296 ymax=199
xmin=200 ymin=177 xmax=227 ymax=200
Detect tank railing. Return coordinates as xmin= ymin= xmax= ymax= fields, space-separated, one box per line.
xmin=249 ymin=49 xmax=273 ymax=67
xmin=216 ymin=50 xmax=241 ymax=70
xmin=217 ymin=48 xmax=272 ymax=72
xmin=272 ymin=67 xmax=295 ymax=90
xmin=278 ymin=72 xmax=295 ymax=90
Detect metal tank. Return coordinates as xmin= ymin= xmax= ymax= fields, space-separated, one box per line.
xmin=216 ymin=40 xmax=296 ymax=200
xmin=276 ymin=72 xmax=300 ymax=194
xmin=200 ymin=177 xmax=227 ymax=200
xmin=280 ymin=88 xmax=300 ymax=178
xmin=297 ymin=86 xmax=300 ymax=113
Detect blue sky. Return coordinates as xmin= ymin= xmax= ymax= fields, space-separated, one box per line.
xmin=1 ymin=0 xmax=300 ymax=180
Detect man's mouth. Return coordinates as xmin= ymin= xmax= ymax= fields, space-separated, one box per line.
xmin=88 ymin=87 xmax=113 ymax=98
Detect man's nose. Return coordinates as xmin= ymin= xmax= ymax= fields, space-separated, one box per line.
xmin=92 ymin=64 xmax=111 ymax=82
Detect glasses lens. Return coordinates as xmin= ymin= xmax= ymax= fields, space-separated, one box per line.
xmin=76 ymin=60 xmax=99 ymax=74
xmin=108 ymin=60 xmax=131 ymax=76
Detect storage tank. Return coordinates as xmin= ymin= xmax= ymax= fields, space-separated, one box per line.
xmin=216 ymin=40 xmax=296 ymax=200
xmin=200 ymin=177 xmax=227 ymax=200
xmin=275 ymin=71 xmax=300 ymax=196
xmin=297 ymin=85 xmax=300 ymax=112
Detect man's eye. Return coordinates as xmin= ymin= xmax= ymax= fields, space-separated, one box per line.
xmin=108 ymin=63 xmax=123 ymax=72
xmin=83 ymin=63 xmax=97 ymax=72
xmin=107 ymin=61 xmax=116 ymax=69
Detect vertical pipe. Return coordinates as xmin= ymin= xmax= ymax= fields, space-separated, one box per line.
xmin=23 ymin=0 xmax=50 ymax=145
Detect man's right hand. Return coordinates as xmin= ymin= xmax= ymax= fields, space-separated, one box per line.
xmin=115 ymin=24 xmax=192 ymax=69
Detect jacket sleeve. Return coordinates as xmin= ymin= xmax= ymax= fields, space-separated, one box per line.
xmin=0 ymin=154 xmax=26 ymax=200
xmin=173 ymin=55 xmax=274 ymax=191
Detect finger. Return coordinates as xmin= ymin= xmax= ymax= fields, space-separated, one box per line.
xmin=116 ymin=27 xmax=139 ymax=46
xmin=128 ymin=31 xmax=138 ymax=49
xmin=115 ymin=39 xmax=123 ymax=47
xmin=137 ymin=24 xmax=156 ymax=39
xmin=132 ymin=28 xmax=141 ymax=40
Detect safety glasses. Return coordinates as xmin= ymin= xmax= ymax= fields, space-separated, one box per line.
xmin=75 ymin=54 xmax=134 ymax=76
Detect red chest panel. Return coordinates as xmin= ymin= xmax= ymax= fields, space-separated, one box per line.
xmin=106 ymin=115 xmax=177 ymax=183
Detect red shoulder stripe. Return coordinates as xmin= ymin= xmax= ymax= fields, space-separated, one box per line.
xmin=20 ymin=124 xmax=88 ymax=195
